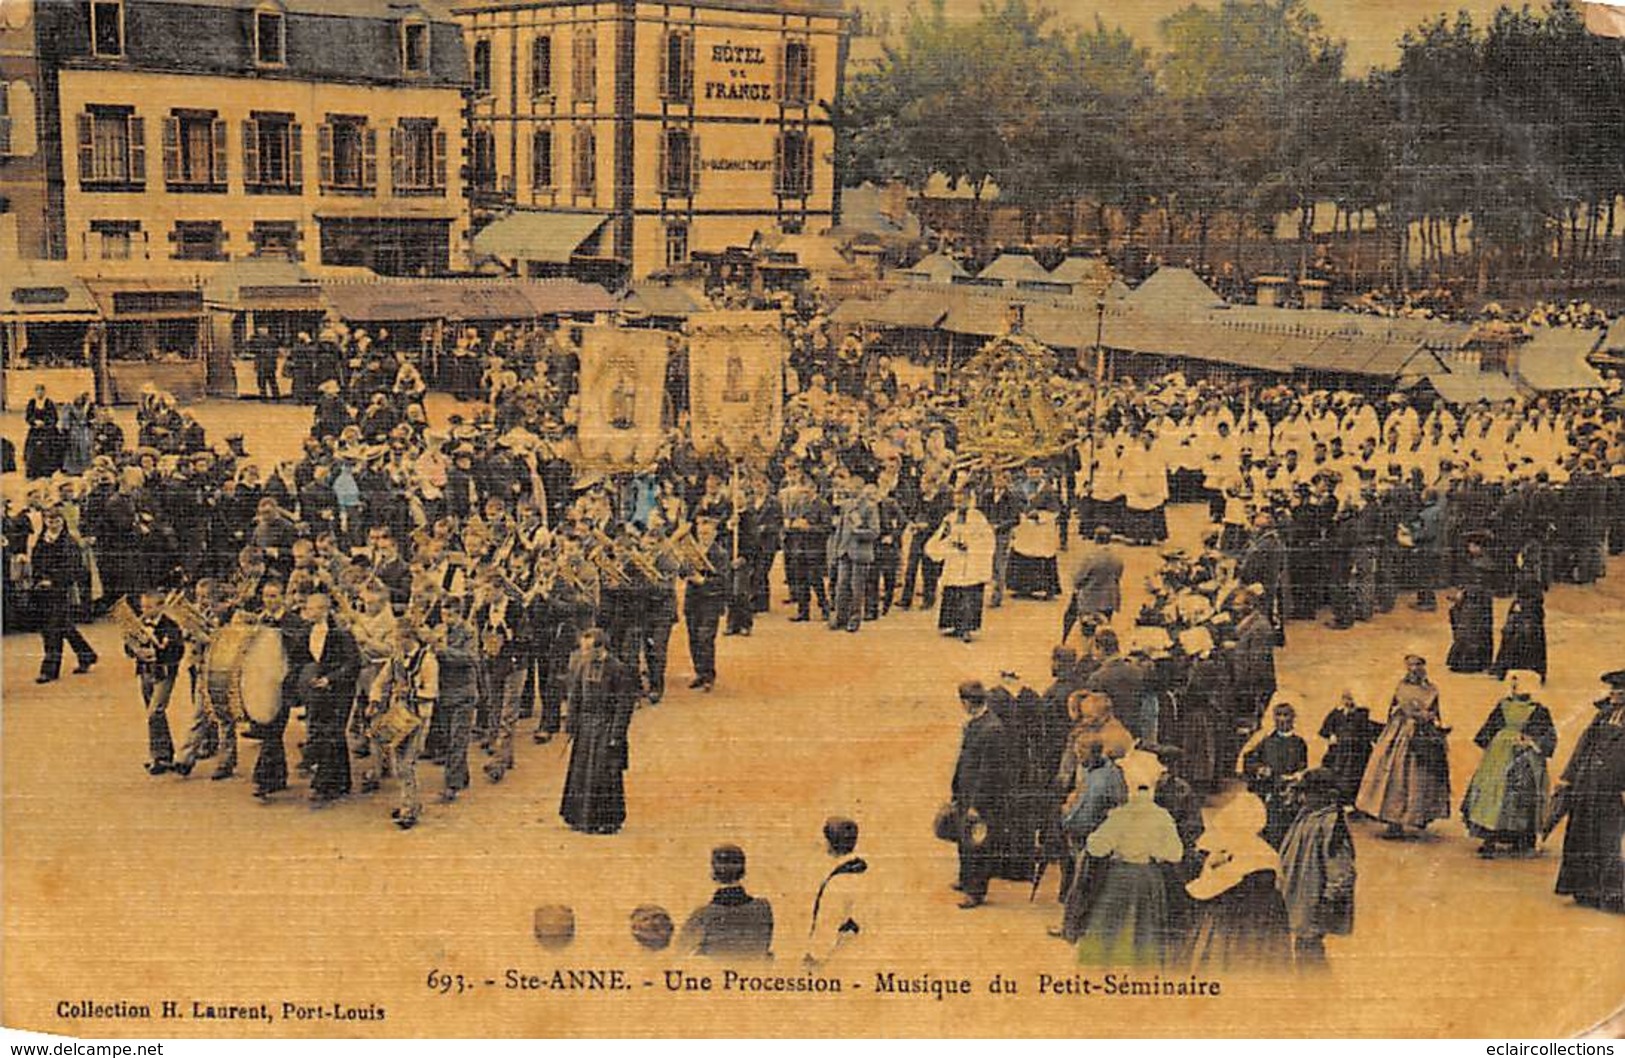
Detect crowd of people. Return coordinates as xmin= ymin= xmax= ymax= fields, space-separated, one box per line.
xmin=4 ymin=299 xmax=1623 ymax=957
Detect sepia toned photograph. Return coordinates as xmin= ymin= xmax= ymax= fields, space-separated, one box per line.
xmin=1 ymin=0 xmax=1623 ymax=1040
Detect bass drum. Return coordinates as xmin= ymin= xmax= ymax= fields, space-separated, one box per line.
xmin=204 ymin=623 xmax=288 ymax=726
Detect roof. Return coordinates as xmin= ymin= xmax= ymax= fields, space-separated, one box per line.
xmin=1604 ymin=316 xmax=1625 ymax=353
xmin=321 ymin=278 xmax=614 ymax=321
xmin=619 ymin=281 xmax=711 ymax=318
xmin=1217 ymin=304 xmax=1471 ymax=350
xmin=831 ymin=286 xmax=950 ymax=330
xmin=1124 ymin=268 xmax=1225 ymax=316
xmin=1515 ymin=327 xmax=1607 ymax=391
xmin=977 ymin=253 xmax=1052 ymax=286
xmin=835 ymin=185 xmax=922 ymax=243
xmin=1408 ymin=371 xmax=1522 ymax=406
xmin=472 ymin=212 xmax=609 ymax=264
xmin=898 ymin=253 xmax=968 ymax=283
xmin=1048 ymin=256 xmax=1112 ymax=288
xmin=203 ymin=259 xmax=323 ymax=310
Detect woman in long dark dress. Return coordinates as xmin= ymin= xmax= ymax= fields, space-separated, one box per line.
xmin=1495 ymin=542 xmax=1547 ymax=682
xmin=23 ymin=385 xmax=62 ymax=480
xmin=1461 ymin=671 xmax=1557 ymax=857
xmin=1447 ymin=534 xmax=1494 ymax=674
xmin=1186 ymin=795 xmax=1292 ymax=972
xmin=560 ymin=629 xmax=636 ymax=835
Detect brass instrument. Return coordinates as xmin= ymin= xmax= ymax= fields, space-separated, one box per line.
xmin=585 ymin=529 xmax=632 ymax=587
xmin=110 ymin=596 xmax=158 ymax=655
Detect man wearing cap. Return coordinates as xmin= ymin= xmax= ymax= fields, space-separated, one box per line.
xmin=678 ymin=845 xmax=774 ymax=958
xmin=1549 ymin=670 xmax=1625 ymax=912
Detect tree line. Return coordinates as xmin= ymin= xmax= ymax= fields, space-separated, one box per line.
xmin=833 ymin=0 xmax=1625 ymax=288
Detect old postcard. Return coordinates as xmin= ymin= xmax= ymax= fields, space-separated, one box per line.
xmin=2 ymin=0 xmax=1624 ymax=1040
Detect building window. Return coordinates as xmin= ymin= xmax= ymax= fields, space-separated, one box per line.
xmin=469 ymin=127 xmax=496 ymax=192
xmin=402 ymin=18 xmax=429 ymax=75
xmin=572 ymin=31 xmax=596 ymax=104
xmin=249 ymin=220 xmax=298 ymax=260
xmin=391 ymin=118 xmax=446 ymax=194
xmin=780 ymin=40 xmax=813 ymax=105
xmin=318 ymin=115 xmax=376 ymax=192
xmin=243 ymin=113 xmax=301 ymax=190
xmin=76 ymin=107 xmax=144 ymax=187
xmin=91 ymin=220 xmax=140 ymax=261
xmin=172 ymin=220 xmax=225 ymax=261
xmin=665 ymin=222 xmax=688 ymax=269
xmin=472 ymin=38 xmax=492 ymax=94
xmin=0 ymin=83 xmax=10 ymax=156
xmin=90 ymin=0 xmax=123 ymax=57
xmin=531 ymin=128 xmax=553 ymax=190
xmin=531 ymin=35 xmax=552 ymax=97
xmin=571 ymin=125 xmax=595 ymax=197
xmin=163 ymin=110 xmax=227 ymax=189
xmin=774 ymin=129 xmax=812 ymax=196
xmin=660 ymin=30 xmax=692 ymax=103
xmin=658 ymin=127 xmax=694 ymax=196
xmin=255 ymin=6 xmax=285 ymax=65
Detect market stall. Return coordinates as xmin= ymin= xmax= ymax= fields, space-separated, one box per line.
xmin=86 ymin=279 xmax=210 ymax=404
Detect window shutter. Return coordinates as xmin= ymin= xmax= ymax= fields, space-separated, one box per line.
xmin=690 ymin=131 xmax=701 ymax=194
xmin=362 ymin=125 xmax=378 ymax=190
xmin=211 ymin=118 xmax=228 ymax=184
xmin=317 ymin=122 xmax=333 ymax=187
xmin=389 ymin=124 xmax=403 ymax=190
xmin=289 ymin=122 xmax=303 ymax=187
xmin=656 ymin=127 xmax=667 ymax=194
xmin=242 ymin=119 xmax=260 ymax=185
xmin=127 ymin=114 xmax=146 ymax=184
xmin=801 ymin=133 xmax=813 ymax=195
xmin=774 ymin=44 xmax=786 ymax=103
xmin=658 ymin=32 xmax=669 ymax=102
xmin=162 ymin=115 xmax=180 ymax=183
xmin=76 ymin=113 xmax=94 ymax=180
xmin=433 ymin=127 xmax=447 ymax=190
xmin=683 ymin=32 xmax=695 ymax=103
xmin=773 ymin=132 xmax=784 ymax=196
xmin=806 ymin=44 xmax=818 ymax=104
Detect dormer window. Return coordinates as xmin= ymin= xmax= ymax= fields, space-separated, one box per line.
xmin=90 ymin=0 xmax=124 ymax=57
xmin=402 ymin=17 xmax=429 ymax=75
xmin=255 ymin=5 xmax=285 ymax=66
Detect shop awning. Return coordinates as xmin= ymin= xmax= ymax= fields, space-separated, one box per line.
xmin=472 ymin=211 xmax=610 ymax=264
xmin=87 ymin=279 xmax=205 ymax=320
xmin=3 ymin=269 xmax=99 ymax=322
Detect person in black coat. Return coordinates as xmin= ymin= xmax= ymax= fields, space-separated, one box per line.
xmin=682 ymin=519 xmax=729 ymax=692
xmin=248 ymin=581 xmax=305 ymax=799
xmin=23 ymin=385 xmax=62 ymax=480
xmin=678 ymin=845 xmax=775 ymax=959
xmin=1319 ymin=689 xmax=1382 ymax=808
xmin=558 ymin=629 xmax=636 ymax=835
xmin=31 ymin=509 xmax=98 ymax=683
xmin=126 ymin=589 xmax=185 ymax=774
xmin=297 ymin=591 xmax=360 ymax=805
xmin=1242 ymin=701 xmax=1310 ymax=847
xmin=951 ymin=681 xmax=1011 ymax=909
xmin=1550 ymin=670 xmax=1625 ymax=913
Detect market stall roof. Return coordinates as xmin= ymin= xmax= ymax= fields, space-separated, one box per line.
xmin=897 ymin=252 xmax=969 ymax=283
xmin=1603 ymin=315 xmax=1625 ymax=354
xmin=1514 ymin=326 xmax=1608 ymax=391
xmin=618 ymin=281 xmax=712 ymax=318
xmin=1304 ymin=333 xmax=1440 ymax=378
xmin=976 ymin=253 xmax=1052 ymax=286
xmin=204 ymin=259 xmax=323 ymax=312
xmin=1406 ymin=370 xmax=1522 ymax=406
xmin=471 ymin=211 xmax=610 ymax=264
xmin=831 ymin=286 xmax=951 ymax=330
xmin=1124 ymin=267 xmax=1225 ymax=316
xmin=3 ymin=266 xmax=99 ymax=322
xmin=1217 ymin=303 xmax=1471 ymax=350
xmin=321 ymin=278 xmax=614 ymax=322
xmin=1048 ymin=255 xmax=1113 ymax=291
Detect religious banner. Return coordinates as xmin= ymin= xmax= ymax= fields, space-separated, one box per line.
xmin=686 ymin=309 xmax=786 ymax=456
xmin=576 ymin=326 xmax=670 ymax=467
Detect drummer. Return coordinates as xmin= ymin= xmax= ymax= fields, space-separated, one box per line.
xmin=175 ymin=579 xmax=235 ymax=780
xmin=363 ymin=619 xmax=437 ymax=830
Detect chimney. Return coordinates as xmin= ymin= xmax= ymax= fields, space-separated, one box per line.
xmin=1300 ymin=279 xmax=1329 ymax=310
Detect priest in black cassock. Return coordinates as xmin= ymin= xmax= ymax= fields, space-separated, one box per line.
xmin=1549 ymin=670 xmax=1625 ymax=913
xmin=559 ymin=628 xmax=637 ymax=836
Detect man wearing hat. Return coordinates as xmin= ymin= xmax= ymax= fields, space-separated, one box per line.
xmin=1549 ymin=670 xmax=1625 ymax=912
xmin=31 ymin=507 xmax=98 ymax=684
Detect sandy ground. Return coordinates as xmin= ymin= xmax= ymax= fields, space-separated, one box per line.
xmin=3 ymin=399 xmax=1623 ymax=1038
